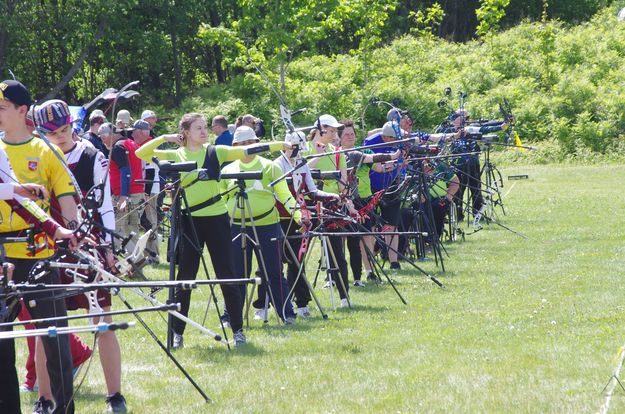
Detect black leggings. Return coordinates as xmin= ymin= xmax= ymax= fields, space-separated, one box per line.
xmin=324 ymin=231 xmax=349 ymax=299
xmin=174 ymin=213 xmax=243 ymax=334
xmin=455 ymin=156 xmax=483 ymax=215
xmin=280 ymin=220 xmax=311 ymax=308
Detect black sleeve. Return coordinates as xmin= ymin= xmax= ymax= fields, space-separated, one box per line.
xmin=111 ymin=143 xmax=129 ymax=169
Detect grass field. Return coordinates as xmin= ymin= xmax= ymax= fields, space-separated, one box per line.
xmin=16 ymin=163 xmax=625 ymax=413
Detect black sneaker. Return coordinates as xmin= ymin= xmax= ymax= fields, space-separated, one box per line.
xmin=106 ymin=392 xmax=127 ymax=413
xmin=366 ymin=272 xmax=377 ymax=282
xmin=390 ymin=262 xmax=401 ymax=270
xmin=32 ymin=397 xmax=54 ymax=414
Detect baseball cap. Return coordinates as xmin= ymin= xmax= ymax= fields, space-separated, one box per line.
xmin=0 ymin=80 xmax=32 ymax=107
xmin=116 ymin=109 xmax=132 ymax=124
xmin=313 ymin=114 xmax=342 ymax=129
xmin=232 ymin=126 xmax=259 ymax=144
xmin=35 ymin=99 xmax=72 ymax=134
xmin=449 ymin=109 xmax=469 ymax=121
xmin=141 ymin=110 xmax=156 ymax=120
xmin=285 ymin=131 xmax=306 ymax=145
xmin=382 ymin=121 xmax=406 ymax=138
xmin=386 ymin=108 xmax=409 ymax=122
xmin=89 ymin=109 xmax=105 ymax=121
xmin=132 ymin=119 xmax=150 ymax=131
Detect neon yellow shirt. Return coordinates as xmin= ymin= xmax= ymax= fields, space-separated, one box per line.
xmin=221 ymin=156 xmax=301 ymax=226
xmin=304 ymin=143 xmax=346 ymax=195
xmin=0 ymin=137 xmax=76 ymax=258
xmin=136 ymin=138 xmax=284 ymax=217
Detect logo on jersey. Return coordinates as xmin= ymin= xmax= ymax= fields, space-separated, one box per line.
xmin=28 ymin=161 xmax=38 ymax=171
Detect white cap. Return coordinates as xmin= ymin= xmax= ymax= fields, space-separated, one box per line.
xmin=232 ymin=126 xmax=259 ymax=144
xmin=116 ymin=109 xmax=132 ymax=125
xmin=285 ymin=131 xmax=306 ymax=146
xmin=141 ymin=110 xmax=157 ymax=120
xmin=314 ymin=114 xmax=342 ymax=129
xmin=382 ymin=121 xmax=406 ymax=138
xmin=89 ymin=109 xmax=105 ymax=121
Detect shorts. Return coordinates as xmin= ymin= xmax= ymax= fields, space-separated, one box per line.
xmin=380 ymin=197 xmax=401 ymax=226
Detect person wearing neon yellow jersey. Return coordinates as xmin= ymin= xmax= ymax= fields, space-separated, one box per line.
xmin=136 ymin=113 xmax=289 ymax=347
xmin=221 ymin=126 xmax=301 ymax=323
xmin=0 ymin=79 xmax=79 ymax=414
xmin=305 ymin=114 xmax=357 ymax=308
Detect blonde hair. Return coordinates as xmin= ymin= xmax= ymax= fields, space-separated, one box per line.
xmin=178 ymin=112 xmax=206 ymax=146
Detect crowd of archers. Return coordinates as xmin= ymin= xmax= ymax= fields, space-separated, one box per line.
xmin=0 ymin=79 xmax=514 ymax=414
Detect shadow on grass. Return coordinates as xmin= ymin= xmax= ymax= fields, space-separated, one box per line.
xmin=189 ymin=342 xmax=267 ymax=358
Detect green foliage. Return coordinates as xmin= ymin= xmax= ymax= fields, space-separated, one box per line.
xmin=172 ymin=5 xmax=625 ymax=158
xmin=476 ymin=0 xmax=511 ymax=37
xmin=409 ymin=3 xmax=446 ymax=39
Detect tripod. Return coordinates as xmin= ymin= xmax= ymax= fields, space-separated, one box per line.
xmin=226 ymin=172 xmax=296 ymax=325
xmin=279 ymin=219 xmax=328 ymax=319
xmin=310 ymin=204 xmax=352 ymax=310
xmin=397 ymin=164 xmax=447 ymax=270
xmin=479 ymin=139 xmax=506 ymax=222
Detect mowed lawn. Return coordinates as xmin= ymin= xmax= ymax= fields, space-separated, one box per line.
xmin=16 ymin=163 xmax=625 ymax=413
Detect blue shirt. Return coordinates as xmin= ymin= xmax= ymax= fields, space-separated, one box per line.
xmin=363 ymin=133 xmax=400 ymax=192
xmin=215 ymin=130 xmax=233 ymax=146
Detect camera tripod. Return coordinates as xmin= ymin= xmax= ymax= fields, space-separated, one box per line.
xmin=479 ymin=138 xmax=506 ymax=223
xmin=226 ymin=172 xmax=296 ymax=325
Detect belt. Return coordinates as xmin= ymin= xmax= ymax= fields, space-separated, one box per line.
xmin=187 ymin=194 xmax=222 ymax=213
xmin=231 ymin=207 xmax=275 ymax=224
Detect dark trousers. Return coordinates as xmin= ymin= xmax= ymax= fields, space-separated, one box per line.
xmin=324 ymin=232 xmax=349 ymax=299
xmin=346 ymin=236 xmax=362 ymax=281
xmin=4 ymin=258 xmax=75 ymax=414
xmin=232 ymin=222 xmax=294 ymax=320
xmin=455 ymin=156 xmax=483 ymax=216
xmin=345 ymin=197 xmax=372 ymax=280
xmin=280 ymin=220 xmax=311 ymax=308
xmin=0 ymin=330 xmax=20 ymax=413
xmin=174 ymin=213 xmax=244 ymax=334
xmin=425 ymin=199 xmax=450 ymax=241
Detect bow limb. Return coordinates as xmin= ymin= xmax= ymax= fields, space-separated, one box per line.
xmin=296 ymin=192 xmax=311 ymax=262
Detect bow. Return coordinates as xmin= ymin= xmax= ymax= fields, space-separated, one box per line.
xmin=323 ymin=189 xmax=384 ymax=231
xmin=296 ymin=191 xmax=311 ymax=262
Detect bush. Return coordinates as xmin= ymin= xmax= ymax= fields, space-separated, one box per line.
xmin=170 ymin=5 xmax=625 ymax=161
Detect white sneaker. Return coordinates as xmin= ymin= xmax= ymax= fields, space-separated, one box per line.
xmin=340 ymin=298 xmax=350 ymax=308
xmin=172 ymin=333 xmax=184 ymax=349
xmin=297 ymin=306 xmax=311 ymax=318
xmin=253 ymin=309 xmax=267 ymax=320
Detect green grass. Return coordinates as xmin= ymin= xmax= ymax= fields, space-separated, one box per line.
xmin=17 ymin=163 xmax=625 ymax=413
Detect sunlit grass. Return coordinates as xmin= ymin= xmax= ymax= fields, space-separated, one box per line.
xmin=16 ymin=163 xmax=625 ymax=413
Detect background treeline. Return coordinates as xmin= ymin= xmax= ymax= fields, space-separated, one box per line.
xmin=1 ymin=0 xmax=624 ymax=157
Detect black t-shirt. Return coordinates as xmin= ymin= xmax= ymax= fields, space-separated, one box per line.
xmin=85 ymin=131 xmax=109 ymax=158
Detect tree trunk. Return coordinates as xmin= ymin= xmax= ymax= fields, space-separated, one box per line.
xmin=171 ymin=25 xmax=182 ymax=106
xmin=279 ymin=60 xmax=286 ymax=98
xmin=439 ymin=0 xmax=480 ymax=42
xmin=208 ymin=8 xmax=225 ymax=83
